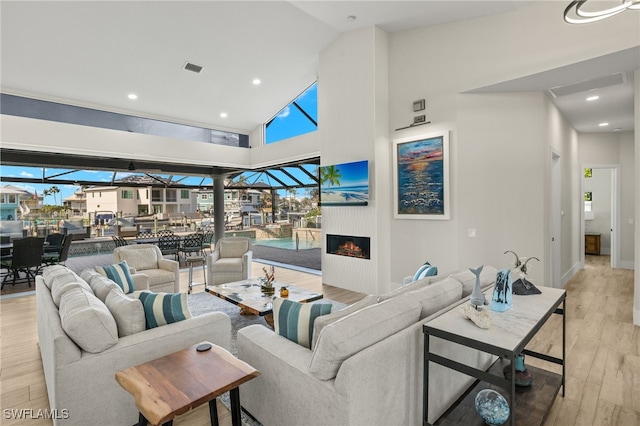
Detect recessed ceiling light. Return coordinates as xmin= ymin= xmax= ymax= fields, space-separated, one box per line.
xmin=128 ymin=93 xmax=138 ymax=100
xmin=613 ymin=128 xmax=622 ymax=132
xmin=598 ymin=122 xmax=609 ymax=127
xmin=220 ymin=112 xmax=228 ymax=118
xmin=253 ymin=79 xmax=261 ymax=85
xmin=586 ymin=95 xmax=599 ymax=101
xmin=347 ymin=15 xmax=357 ymax=22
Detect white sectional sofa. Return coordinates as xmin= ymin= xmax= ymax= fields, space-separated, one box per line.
xmin=237 ymin=266 xmax=499 ymax=426
xmin=36 ymin=265 xmax=231 ymax=425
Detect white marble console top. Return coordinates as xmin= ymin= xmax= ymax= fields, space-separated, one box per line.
xmin=425 ymin=286 xmax=565 ymax=354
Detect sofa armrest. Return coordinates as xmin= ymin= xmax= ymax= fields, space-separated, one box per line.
xmin=237 ymin=325 xmax=348 ymax=426
xmin=242 ymin=250 xmax=253 ymax=278
xmin=157 ymin=258 xmax=179 ymax=292
xmin=131 ymin=273 xmax=149 ymax=291
xmin=53 ymin=312 xmax=231 ymax=426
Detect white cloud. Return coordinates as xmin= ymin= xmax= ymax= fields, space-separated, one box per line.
xmin=20 ymin=171 xmax=34 ymax=178
xmin=277 ymin=106 xmax=290 ymax=119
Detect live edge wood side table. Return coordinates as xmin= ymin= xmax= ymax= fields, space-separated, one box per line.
xmin=115 ymin=342 xmax=260 ymax=426
xmin=423 ymin=286 xmax=566 ymax=426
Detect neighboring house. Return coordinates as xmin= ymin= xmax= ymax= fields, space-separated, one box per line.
xmin=196 ymin=187 xmax=263 ymax=214
xmin=0 ymin=184 xmax=38 ymax=220
xmin=63 ymin=190 xmax=87 ymax=217
xmin=84 ymin=175 xmax=197 ymax=219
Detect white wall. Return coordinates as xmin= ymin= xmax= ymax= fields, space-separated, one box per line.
xmin=383 ymin=1 xmax=637 ymax=288
xmin=1 ymin=114 xmax=253 ymax=170
xmin=318 ymin=26 xmax=391 ymax=294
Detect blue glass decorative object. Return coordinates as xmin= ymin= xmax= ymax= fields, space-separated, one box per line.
xmin=491 ymin=268 xmax=513 ymax=312
xmin=475 ymin=389 xmax=510 ymax=425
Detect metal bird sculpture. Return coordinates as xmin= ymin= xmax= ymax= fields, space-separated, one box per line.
xmin=504 ymin=250 xmax=541 ymax=295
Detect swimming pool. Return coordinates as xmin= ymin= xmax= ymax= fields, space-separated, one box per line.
xmin=252 ymin=237 xmax=321 ymax=250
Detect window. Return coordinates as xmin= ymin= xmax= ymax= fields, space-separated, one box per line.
xmin=166 ymin=189 xmax=177 ymax=202
xmin=152 ymin=190 xmax=163 ymax=202
xmin=201 ymin=194 xmax=208 ymax=200
xmin=181 ymin=190 xmax=190 ymax=199
xmin=121 ymin=190 xmax=133 ymax=199
xmin=265 ymin=82 xmax=317 ymax=144
xmin=8 ymin=194 xmax=16 ymax=204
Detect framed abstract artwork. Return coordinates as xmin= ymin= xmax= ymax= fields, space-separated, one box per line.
xmin=392 ymin=131 xmax=450 ymax=220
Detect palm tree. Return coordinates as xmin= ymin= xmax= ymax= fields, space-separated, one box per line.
xmin=320 ymin=165 xmax=342 ymax=191
xmin=42 ymin=188 xmax=52 ymax=204
xmin=49 ymin=186 xmax=60 ymax=205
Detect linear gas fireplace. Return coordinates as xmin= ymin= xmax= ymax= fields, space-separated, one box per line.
xmin=326 ymin=234 xmax=370 ymax=260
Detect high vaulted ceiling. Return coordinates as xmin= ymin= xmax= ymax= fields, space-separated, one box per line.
xmin=0 ymin=0 xmax=634 ymax=139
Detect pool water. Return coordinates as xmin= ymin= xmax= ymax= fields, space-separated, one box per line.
xmin=252 ymin=237 xmax=321 ymax=250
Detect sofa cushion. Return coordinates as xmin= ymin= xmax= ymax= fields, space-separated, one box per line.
xmin=119 ymin=246 xmax=158 ymax=271
xmin=95 ymin=261 xmax=136 ymax=293
xmin=273 ymin=298 xmax=332 ymax=349
xmin=58 ymin=287 xmax=118 ymax=353
xmin=211 ymin=258 xmax=244 ymax=272
xmin=450 ymin=265 xmax=498 ymax=297
xmin=80 ymin=267 xmax=101 ymax=283
xmin=42 ymin=265 xmax=75 ymax=290
xmin=139 ymin=269 xmax=175 ymax=286
xmin=377 ymin=274 xmax=441 ymax=302
xmin=405 ymin=277 xmax=463 ymax=319
xmin=311 ymin=294 xmax=378 ymax=350
xmin=50 ymin=271 xmax=93 ymax=307
xmin=134 ymin=291 xmax=192 ymax=329
xmin=87 ymin=274 xmax=122 ymax=303
xmin=309 ymin=293 xmax=422 ymax=381
xmin=220 ymin=239 xmax=249 ymax=258
xmin=105 ymin=289 xmax=146 ymax=337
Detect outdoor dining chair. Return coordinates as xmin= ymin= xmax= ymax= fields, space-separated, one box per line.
xmin=1 ymin=237 xmax=45 ymax=289
xmin=157 ymin=229 xmax=174 ymax=237
xmin=112 ymin=235 xmax=129 ymax=248
xmin=42 ymin=235 xmax=73 ymax=267
xmin=158 ymin=234 xmax=181 ymax=261
xmin=180 ymin=233 xmax=205 ymax=261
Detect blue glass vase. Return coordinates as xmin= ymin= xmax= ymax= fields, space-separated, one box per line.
xmin=491 ymin=268 xmax=513 ymax=312
xmin=475 ymin=389 xmax=510 ymax=425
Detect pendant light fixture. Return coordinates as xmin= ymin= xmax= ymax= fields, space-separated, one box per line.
xmin=564 ymin=0 xmax=640 ymax=24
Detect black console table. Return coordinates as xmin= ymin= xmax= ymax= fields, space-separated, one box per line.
xmin=423 ymin=286 xmax=566 ymax=426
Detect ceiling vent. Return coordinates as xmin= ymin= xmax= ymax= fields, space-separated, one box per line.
xmin=183 ymin=62 xmax=204 ymax=74
xmin=548 ymin=72 xmax=626 ymax=98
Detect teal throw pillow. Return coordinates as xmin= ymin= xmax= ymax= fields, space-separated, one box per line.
xmin=412 ymin=262 xmax=438 ymax=282
xmin=273 ymin=298 xmax=332 ymax=349
xmin=95 ymin=261 xmax=136 ymax=294
xmin=134 ymin=291 xmax=192 ymax=329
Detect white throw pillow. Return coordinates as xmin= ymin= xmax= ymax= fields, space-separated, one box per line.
xmin=42 ymin=265 xmax=73 ymax=290
xmin=50 ymin=271 xmax=93 ymax=307
xmin=88 ymin=274 xmax=123 ymax=303
xmin=105 ymin=289 xmax=146 ymax=337
xmin=309 ymin=293 xmax=421 ymax=381
xmin=59 ymin=287 xmax=118 ymax=353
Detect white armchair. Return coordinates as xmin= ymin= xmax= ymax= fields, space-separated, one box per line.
xmin=206 ymin=237 xmax=252 ymax=285
xmin=113 ymin=244 xmax=180 ymax=293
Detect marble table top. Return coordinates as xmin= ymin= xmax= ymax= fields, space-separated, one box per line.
xmin=425 ymin=285 xmax=566 ymax=354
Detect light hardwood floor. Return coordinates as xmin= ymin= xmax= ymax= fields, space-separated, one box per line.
xmin=1 ymin=257 xmax=637 ymax=425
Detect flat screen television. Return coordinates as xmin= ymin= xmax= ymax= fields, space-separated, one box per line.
xmin=319 ymin=160 xmax=369 ymax=206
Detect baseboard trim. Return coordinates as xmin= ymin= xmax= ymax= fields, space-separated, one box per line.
xmin=618 ymin=260 xmax=635 ymax=270
xmin=561 ymin=261 xmax=582 ymax=288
